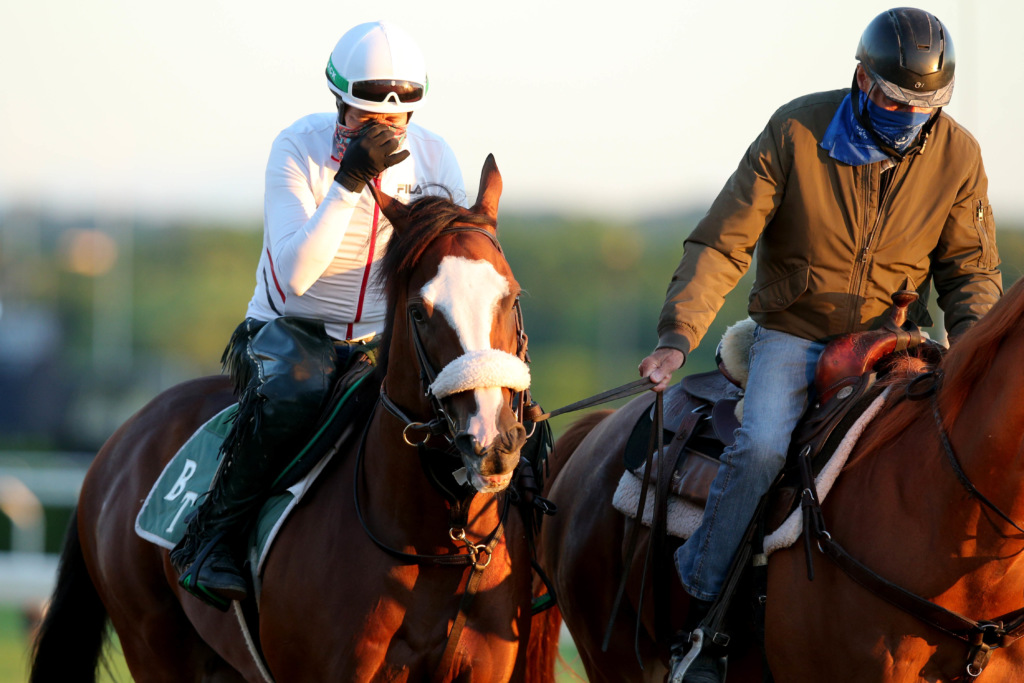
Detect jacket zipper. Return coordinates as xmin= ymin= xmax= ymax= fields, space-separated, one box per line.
xmin=848 ymin=161 xmax=902 ymax=331
xmin=974 ymin=199 xmax=991 ymax=269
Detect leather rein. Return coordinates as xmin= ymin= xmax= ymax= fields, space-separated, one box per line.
xmin=801 ymin=369 xmax=1024 ymax=679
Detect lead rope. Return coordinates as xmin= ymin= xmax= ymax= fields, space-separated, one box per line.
xmin=598 ymin=391 xmax=663 ymax=655
xmin=531 ymin=377 xmax=656 ymax=423
xmin=526 ymin=376 xmax=660 ymax=619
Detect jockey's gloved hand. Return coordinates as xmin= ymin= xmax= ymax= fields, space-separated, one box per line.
xmin=334 ymin=124 xmax=411 ymax=193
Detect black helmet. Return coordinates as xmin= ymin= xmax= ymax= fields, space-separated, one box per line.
xmin=856 ymin=7 xmax=955 ymax=107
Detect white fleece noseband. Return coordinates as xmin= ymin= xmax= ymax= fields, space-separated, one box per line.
xmin=419 ymin=255 xmax=530 ymax=459
xmin=429 ymin=349 xmax=531 ymax=398
xmin=421 ymin=255 xmax=530 ymax=399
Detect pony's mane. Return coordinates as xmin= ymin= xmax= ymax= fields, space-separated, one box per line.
xmin=851 ymin=276 xmax=1024 ymax=466
xmin=373 ymin=193 xmax=497 ymax=374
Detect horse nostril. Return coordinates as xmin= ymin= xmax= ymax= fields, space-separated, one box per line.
xmin=454 ymin=432 xmax=483 ymax=457
xmin=501 ymin=423 xmax=528 ymax=453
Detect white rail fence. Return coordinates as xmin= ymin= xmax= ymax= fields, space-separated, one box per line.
xmin=0 ymin=454 xmax=90 ymax=606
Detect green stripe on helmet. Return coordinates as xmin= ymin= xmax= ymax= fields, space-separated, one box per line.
xmin=326 ymin=56 xmax=350 ymax=93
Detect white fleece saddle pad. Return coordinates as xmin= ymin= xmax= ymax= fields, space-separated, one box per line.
xmin=612 ymin=388 xmax=890 ymax=556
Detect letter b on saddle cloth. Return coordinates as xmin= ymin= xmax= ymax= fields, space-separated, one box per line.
xmin=137 ymin=318 xmax=379 ymax=584
xmin=614 ymin=292 xmax=942 ymax=633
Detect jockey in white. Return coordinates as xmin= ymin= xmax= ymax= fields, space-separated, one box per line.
xmin=171 ymin=21 xmax=465 ymax=608
xmin=246 ymin=22 xmax=465 ymax=340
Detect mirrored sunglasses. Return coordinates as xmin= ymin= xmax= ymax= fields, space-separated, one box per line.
xmin=350 ymin=80 xmax=425 ymax=104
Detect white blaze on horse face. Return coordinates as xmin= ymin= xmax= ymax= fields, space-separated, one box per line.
xmin=420 ymin=256 xmax=510 ymax=449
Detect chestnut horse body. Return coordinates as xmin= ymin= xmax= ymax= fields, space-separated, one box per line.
xmin=540 ymin=277 xmax=1024 ymax=682
xmin=31 ymin=156 xmax=560 ymax=682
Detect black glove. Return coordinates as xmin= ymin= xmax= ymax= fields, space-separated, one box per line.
xmin=334 ymin=124 xmax=411 ymax=193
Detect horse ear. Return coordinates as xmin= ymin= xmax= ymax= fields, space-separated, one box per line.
xmin=368 ymin=183 xmax=411 ymax=233
xmin=472 ymin=154 xmax=502 ymax=221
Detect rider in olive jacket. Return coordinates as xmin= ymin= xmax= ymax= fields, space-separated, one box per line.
xmin=642 ymin=9 xmax=1001 ymax=683
xmin=656 ymin=88 xmax=1000 ymax=356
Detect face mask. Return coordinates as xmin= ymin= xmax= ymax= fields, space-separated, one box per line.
xmin=333 ymin=119 xmax=408 ymax=161
xmin=861 ymin=91 xmax=931 ymax=153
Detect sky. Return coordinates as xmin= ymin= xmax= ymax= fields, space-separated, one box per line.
xmin=2 ymin=0 xmax=1022 ymax=223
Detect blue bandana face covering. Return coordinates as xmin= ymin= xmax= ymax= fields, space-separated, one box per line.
xmin=821 ymin=90 xmax=931 ymax=166
xmin=865 ymin=96 xmax=931 ymax=151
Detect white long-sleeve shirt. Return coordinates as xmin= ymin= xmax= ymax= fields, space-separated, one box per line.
xmin=245 ymin=112 xmax=466 ymax=340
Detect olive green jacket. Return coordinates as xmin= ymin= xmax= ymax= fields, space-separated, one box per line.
xmin=657 ymin=89 xmax=1002 ymax=356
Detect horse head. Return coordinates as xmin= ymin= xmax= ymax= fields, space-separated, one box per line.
xmin=372 ymin=155 xmax=529 ymax=493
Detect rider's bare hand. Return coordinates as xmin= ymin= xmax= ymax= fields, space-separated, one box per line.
xmin=638 ymin=348 xmax=686 ymax=393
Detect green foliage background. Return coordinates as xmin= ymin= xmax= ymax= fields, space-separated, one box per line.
xmin=124 ymin=216 xmax=1024 ymax=420
xmin=7 ymin=210 xmax=1022 ymax=449
xmin=125 ymin=214 xmax=1024 ymax=385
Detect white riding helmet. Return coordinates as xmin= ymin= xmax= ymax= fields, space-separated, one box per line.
xmin=326 ymin=21 xmax=429 ymax=114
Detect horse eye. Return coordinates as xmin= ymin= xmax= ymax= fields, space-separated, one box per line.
xmin=410 ymin=307 xmax=426 ymax=323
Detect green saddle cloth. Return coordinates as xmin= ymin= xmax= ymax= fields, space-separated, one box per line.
xmin=135 ymin=404 xmax=236 ymax=549
xmin=134 ymin=404 xmax=310 ymax=569
xmin=134 ymin=367 xmax=371 ymax=575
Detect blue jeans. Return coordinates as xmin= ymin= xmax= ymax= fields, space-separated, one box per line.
xmin=675 ymin=326 xmax=825 ymax=601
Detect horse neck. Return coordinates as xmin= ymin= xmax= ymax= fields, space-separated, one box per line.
xmin=944 ymin=338 xmax=1024 ymax=532
xmin=902 ymin=339 xmax=1024 ymax=615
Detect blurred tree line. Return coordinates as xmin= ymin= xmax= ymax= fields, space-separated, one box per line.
xmin=1 ymin=209 xmax=1022 ymax=450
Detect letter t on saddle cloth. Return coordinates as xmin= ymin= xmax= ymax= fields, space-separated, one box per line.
xmin=616 ymin=292 xmax=942 ymax=659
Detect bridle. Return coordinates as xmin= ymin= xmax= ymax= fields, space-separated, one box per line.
xmin=802 ymin=369 xmax=1024 ymax=679
xmin=908 ymin=371 xmax=1024 ymax=536
xmin=353 ymin=222 xmax=534 ymax=681
xmin=378 ymin=224 xmax=532 ymax=451
xmin=365 ymin=222 xmax=531 ymax=530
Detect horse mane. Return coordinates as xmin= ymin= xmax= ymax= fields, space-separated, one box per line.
xmin=850 ymin=276 xmax=1024 ymax=466
xmin=373 ymin=192 xmax=497 ymax=375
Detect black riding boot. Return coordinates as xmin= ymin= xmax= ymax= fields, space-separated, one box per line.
xmin=669 ymin=598 xmax=728 ymax=683
xmin=170 ymin=316 xmax=340 ymax=610
xmin=170 ymin=444 xmax=278 ymax=609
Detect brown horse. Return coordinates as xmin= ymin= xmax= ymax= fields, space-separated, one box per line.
xmin=30 ymin=155 xmax=561 ymax=682
xmin=538 ymin=275 xmax=1024 ymax=682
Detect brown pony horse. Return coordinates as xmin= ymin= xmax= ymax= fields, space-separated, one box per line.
xmin=30 ymin=156 xmax=561 ymax=682
xmin=537 ymin=275 xmax=1024 ymax=682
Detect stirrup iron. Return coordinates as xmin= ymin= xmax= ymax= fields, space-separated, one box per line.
xmin=669 ymin=627 xmax=705 ymax=683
